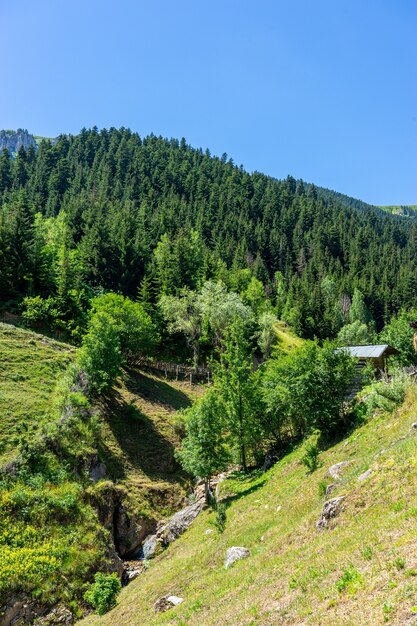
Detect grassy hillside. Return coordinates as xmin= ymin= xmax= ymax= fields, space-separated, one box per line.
xmin=378 ymin=205 xmax=417 ymax=218
xmin=98 ymin=367 xmax=205 ymax=519
xmin=0 ymin=323 xmax=74 ymax=464
xmin=0 ymin=323 xmax=204 ymax=616
xmin=82 ymin=385 xmax=417 ymax=626
xmin=273 ymin=320 xmax=304 ymax=354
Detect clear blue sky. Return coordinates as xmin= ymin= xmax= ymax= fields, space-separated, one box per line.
xmin=1 ymin=0 xmax=416 ymax=205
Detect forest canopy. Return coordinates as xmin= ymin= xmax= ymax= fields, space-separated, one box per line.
xmin=0 ymin=127 xmax=416 ymax=342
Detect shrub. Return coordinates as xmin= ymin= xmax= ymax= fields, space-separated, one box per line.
xmin=83 ymin=572 xmax=121 ymax=615
xmin=214 ymin=502 xmax=227 ymax=533
xmin=301 ymin=441 xmax=320 ymax=473
xmin=359 ymin=370 xmax=409 ymax=416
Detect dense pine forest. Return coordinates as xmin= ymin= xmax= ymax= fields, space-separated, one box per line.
xmin=1 ymin=127 xmax=416 ymax=343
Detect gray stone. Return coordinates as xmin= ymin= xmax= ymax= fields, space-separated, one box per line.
xmin=141 ymin=534 xmax=158 ymax=559
xmin=325 ymin=483 xmax=337 ymax=497
xmin=358 ymin=469 xmax=373 ymax=482
xmin=154 ymin=595 xmax=184 ymax=612
xmin=156 ymin=501 xmax=204 ymax=546
xmin=224 ymin=546 xmax=250 ymax=569
xmin=327 ymin=461 xmax=353 ymax=481
xmin=88 ymin=459 xmax=106 ymax=483
xmin=316 ymin=496 xmax=346 ymax=530
xmin=127 ymin=569 xmax=141 ymax=581
xmin=34 ymin=606 xmax=73 ymax=625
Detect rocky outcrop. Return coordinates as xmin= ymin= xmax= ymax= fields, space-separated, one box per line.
xmin=89 ymin=483 xmax=156 ymax=559
xmin=317 ymin=496 xmax=346 ymax=530
xmin=0 ymin=597 xmax=73 ymax=626
xmin=0 ymin=129 xmax=37 ymax=154
xmin=0 ymin=594 xmax=40 ymax=626
xmin=33 ymin=606 xmax=73 ymax=625
xmin=225 ymin=546 xmax=250 ymax=569
xmin=327 ymin=461 xmax=353 ymax=481
xmin=156 ymin=501 xmax=204 ymax=547
xmin=136 ymin=500 xmax=205 ymax=560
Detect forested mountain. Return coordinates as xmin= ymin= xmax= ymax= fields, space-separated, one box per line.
xmin=1 ymin=127 xmax=416 ymax=339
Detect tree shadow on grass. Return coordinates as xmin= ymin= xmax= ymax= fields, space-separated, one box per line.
xmin=222 ymin=473 xmax=267 ymax=508
xmin=123 ymin=367 xmax=193 ymax=411
xmin=98 ymin=368 xmax=191 ymax=482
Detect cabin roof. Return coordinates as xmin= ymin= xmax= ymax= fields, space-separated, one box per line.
xmin=336 ymin=344 xmax=399 ymax=358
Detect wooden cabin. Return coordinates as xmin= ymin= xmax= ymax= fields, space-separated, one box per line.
xmin=336 ymin=344 xmax=399 ymax=372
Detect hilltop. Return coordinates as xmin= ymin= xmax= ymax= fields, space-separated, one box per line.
xmin=82 ymin=385 xmax=417 ymax=626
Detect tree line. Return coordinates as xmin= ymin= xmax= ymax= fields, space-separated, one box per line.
xmin=0 ymin=127 xmax=416 ymax=343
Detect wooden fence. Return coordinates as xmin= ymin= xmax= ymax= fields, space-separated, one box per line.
xmin=126 ymin=355 xmax=212 ymax=384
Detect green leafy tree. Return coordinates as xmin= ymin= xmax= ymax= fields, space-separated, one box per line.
xmin=159 ymin=289 xmax=202 ymax=368
xmin=379 ymin=309 xmax=417 ymax=366
xmin=337 ymin=320 xmax=373 ymax=346
xmin=199 ymin=281 xmax=253 ymax=347
xmin=176 ymin=390 xmax=231 ymax=501
xmin=350 ymin=289 xmax=373 ymax=326
xmin=262 ymin=342 xmax=354 ymax=439
xmin=78 ymin=311 xmax=122 ymax=392
xmin=214 ymin=320 xmax=259 ymax=472
xmin=257 ymin=311 xmax=278 ymax=359
xmin=90 ymin=292 xmax=158 ymax=357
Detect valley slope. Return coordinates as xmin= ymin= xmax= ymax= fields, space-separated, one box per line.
xmin=82 ymin=386 xmax=417 ymax=626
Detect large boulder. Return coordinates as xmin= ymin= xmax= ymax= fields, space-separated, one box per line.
xmin=156 ymin=501 xmax=204 ymax=546
xmin=317 ymin=496 xmax=346 ymax=530
xmin=224 ymin=546 xmax=250 ymax=569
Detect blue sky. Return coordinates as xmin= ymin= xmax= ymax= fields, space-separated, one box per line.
xmin=1 ymin=0 xmax=416 ymax=205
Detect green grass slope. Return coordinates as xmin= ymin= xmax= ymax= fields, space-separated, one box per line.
xmin=273 ymin=320 xmax=304 ymax=354
xmin=98 ymin=367 xmax=205 ymax=519
xmin=0 ymin=324 xmax=205 ymax=614
xmin=378 ymin=205 xmax=417 ymax=218
xmin=82 ymin=386 xmax=417 ymax=626
xmin=0 ymin=323 xmax=74 ymax=464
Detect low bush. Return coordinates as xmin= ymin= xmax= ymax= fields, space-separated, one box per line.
xmin=83 ymin=572 xmax=121 ymax=615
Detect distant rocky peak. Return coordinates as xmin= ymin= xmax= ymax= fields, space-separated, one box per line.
xmin=0 ymin=129 xmax=37 ymax=154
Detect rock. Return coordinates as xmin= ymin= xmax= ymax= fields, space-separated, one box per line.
xmin=88 ymin=455 xmax=106 ymax=483
xmin=317 ymin=496 xmax=346 ymax=530
xmin=127 ymin=569 xmax=141 ymax=581
xmin=140 ymin=534 xmax=158 ymax=559
xmin=358 ymin=469 xmax=373 ymax=482
xmin=224 ymin=546 xmax=250 ymax=569
xmin=205 ymin=528 xmax=213 ymax=535
xmin=0 ymin=594 xmax=39 ymax=626
xmin=328 ymin=461 xmax=353 ymax=481
xmin=115 ymin=503 xmax=156 ymax=558
xmin=156 ymin=501 xmax=204 ymax=546
xmin=263 ymin=450 xmax=279 ymax=472
xmin=325 ymin=483 xmax=337 ymax=497
xmin=154 ymin=595 xmax=184 ymax=612
xmin=34 ymin=606 xmax=74 ymax=625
